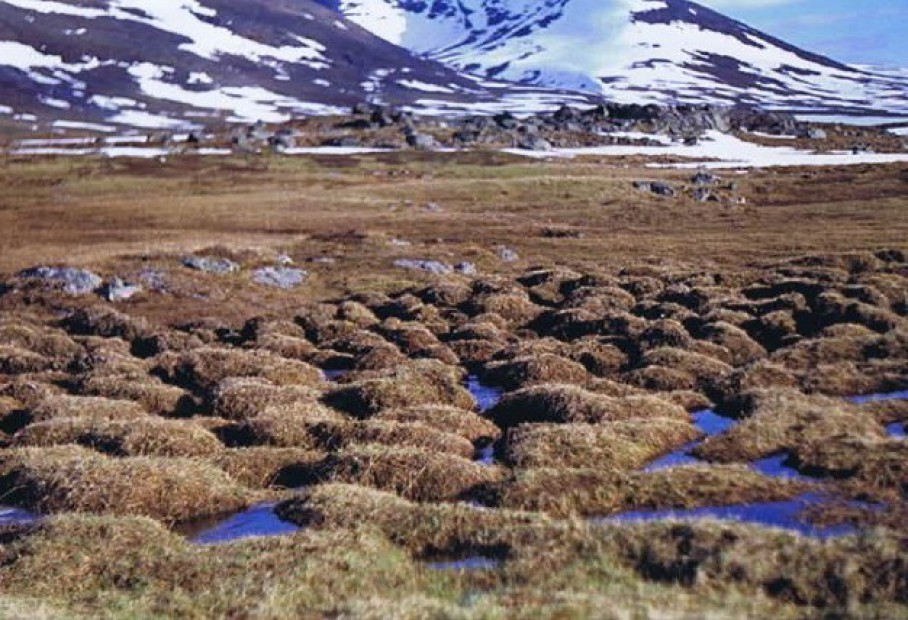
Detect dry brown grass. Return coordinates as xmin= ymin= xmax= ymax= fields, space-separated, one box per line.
xmin=372 ymin=404 xmax=500 ymax=442
xmin=153 ymin=347 xmax=325 ymax=393
xmin=488 ymin=383 xmax=689 ymax=429
xmin=209 ymin=377 xmax=323 ymax=420
xmin=482 ymin=353 xmax=590 ymax=390
xmin=277 ymin=483 xmax=553 ymax=556
xmin=503 ymin=418 xmax=701 ymax=470
xmin=694 ymin=388 xmax=886 ymax=462
xmin=210 ymin=446 xmax=326 ymax=487
xmin=286 ymin=444 xmax=505 ymax=501
xmin=13 ymin=417 xmax=224 ymax=457
xmin=794 ymin=437 xmax=907 ymax=492
xmin=324 ymin=359 xmax=474 ymax=416
xmin=27 ymin=394 xmax=149 ymax=424
xmin=75 ymin=374 xmax=194 ymax=416
xmin=493 ymin=464 xmax=808 ymax=518
xmin=0 ymin=445 xmax=255 ymax=523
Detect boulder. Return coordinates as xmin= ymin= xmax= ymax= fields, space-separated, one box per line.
xmin=17 ymin=266 xmax=103 ymax=295
xmin=252 ymin=267 xmax=308 ymax=289
xmin=633 ymin=181 xmax=676 ymax=197
xmin=103 ymin=278 xmax=142 ymax=302
xmin=182 ymin=256 xmax=239 ymax=275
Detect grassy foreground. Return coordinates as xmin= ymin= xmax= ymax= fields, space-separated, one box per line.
xmin=0 ymin=149 xmax=906 ymax=617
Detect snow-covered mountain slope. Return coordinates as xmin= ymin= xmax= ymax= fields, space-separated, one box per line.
xmin=0 ymin=0 xmax=593 ymax=129
xmin=323 ymin=0 xmax=908 ymax=115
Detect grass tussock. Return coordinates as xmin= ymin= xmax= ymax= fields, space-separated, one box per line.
xmin=0 ymin=345 xmax=54 ymax=374
xmin=210 ymin=377 xmax=323 ymax=421
xmin=324 ymin=420 xmax=477 ymax=459
xmin=494 ymin=464 xmax=808 ymax=518
xmin=210 ymin=447 xmax=326 ymax=488
xmin=0 ymin=446 xmax=254 ymax=524
xmin=286 ymin=445 xmax=505 ymax=501
xmin=794 ymin=437 xmax=908 ymax=492
xmin=277 ymin=482 xmax=553 ymax=556
xmin=13 ymin=417 xmax=224 ymax=458
xmin=639 ymin=347 xmax=733 ymax=390
xmin=324 ymin=360 xmax=475 ymax=416
xmin=373 ymin=404 xmax=501 ymax=443
xmin=28 ymin=394 xmax=149 ymax=424
xmin=504 ymin=418 xmax=701 ymax=470
xmin=695 ymin=389 xmax=886 ymax=463
xmin=0 ymin=321 xmax=82 ymax=360
xmin=153 ymin=347 xmax=324 ymax=393
xmin=602 ymin=519 xmax=908 ymax=608
xmin=76 ymin=374 xmax=194 ymax=417
xmin=228 ymin=402 xmax=347 ymax=447
xmin=481 ymin=354 xmax=590 ymax=390
xmin=488 ymin=383 xmax=689 ymax=429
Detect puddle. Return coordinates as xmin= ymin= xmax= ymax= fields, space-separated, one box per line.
xmin=176 ymin=503 xmax=300 ymax=545
xmin=848 ymin=390 xmax=908 ymax=404
xmin=752 ymin=452 xmax=812 ymax=480
xmin=594 ymin=493 xmax=856 ymax=539
xmin=475 ymin=444 xmax=495 ymax=466
xmin=425 ymin=556 xmax=503 ymax=571
xmin=323 ymin=369 xmax=349 ymax=382
xmin=466 ymin=375 xmax=505 ymax=413
xmin=849 ymin=390 xmax=908 ymax=438
xmin=0 ymin=506 xmax=39 ymax=526
xmin=644 ymin=409 xmax=735 ymax=472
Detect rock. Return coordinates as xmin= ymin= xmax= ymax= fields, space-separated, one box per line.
xmin=633 ymin=181 xmax=677 ymax=197
xmin=277 ymin=254 xmax=294 ymax=266
xmin=494 ymin=112 xmax=518 ymax=130
xmin=268 ymin=129 xmax=297 ymax=150
xmin=405 ymin=132 xmax=438 ymax=150
xmin=693 ymin=188 xmax=715 ymax=203
xmin=182 ymin=256 xmax=240 ymax=275
xmin=252 ymin=267 xmax=309 ymax=289
xmin=454 ymin=262 xmax=478 ymax=275
xmin=17 ymin=266 xmax=103 ymax=295
xmin=807 ymin=127 xmax=828 ymax=140
xmin=498 ymin=247 xmax=520 ymax=262
xmin=103 ymin=277 xmax=142 ymax=302
xmin=691 ymin=171 xmax=721 ymax=185
xmin=517 ymin=135 xmax=552 ymax=151
xmin=138 ymin=268 xmax=169 ymax=293
xmin=393 ymin=259 xmax=453 ymax=275
xmin=425 ymin=202 xmax=443 ymax=213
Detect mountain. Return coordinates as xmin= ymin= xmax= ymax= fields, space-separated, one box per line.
xmin=0 ymin=0 xmax=593 ymax=130
xmin=323 ymin=0 xmax=908 ymax=115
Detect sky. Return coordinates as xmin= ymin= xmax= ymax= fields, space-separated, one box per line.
xmin=697 ymin=0 xmax=908 ymax=67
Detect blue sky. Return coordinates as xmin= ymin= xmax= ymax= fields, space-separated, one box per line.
xmin=697 ymin=0 xmax=908 ymax=67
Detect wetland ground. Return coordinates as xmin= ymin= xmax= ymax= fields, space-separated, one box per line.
xmin=0 ymin=144 xmax=906 ymax=618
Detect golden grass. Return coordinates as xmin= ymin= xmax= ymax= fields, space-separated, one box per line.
xmin=372 ymin=404 xmax=501 ymax=442
xmin=210 ymin=446 xmax=326 ymax=488
xmin=488 ymin=383 xmax=689 ymax=428
xmin=494 ymin=464 xmax=809 ymax=518
xmin=0 ymin=445 xmax=255 ymax=523
xmin=27 ymin=394 xmax=149 ymax=424
xmin=325 ymin=359 xmax=475 ymax=415
xmin=694 ymin=388 xmax=886 ymax=462
xmin=482 ymin=353 xmax=590 ymax=389
xmin=289 ymin=445 xmax=505 ymax=501
xmin=503 ymin=418 xmax=701 ymax=470
xmin=209 ymin=377 xmax=323 ymax=421
xmin=13 ymin=417 xmax=224 ymax=458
